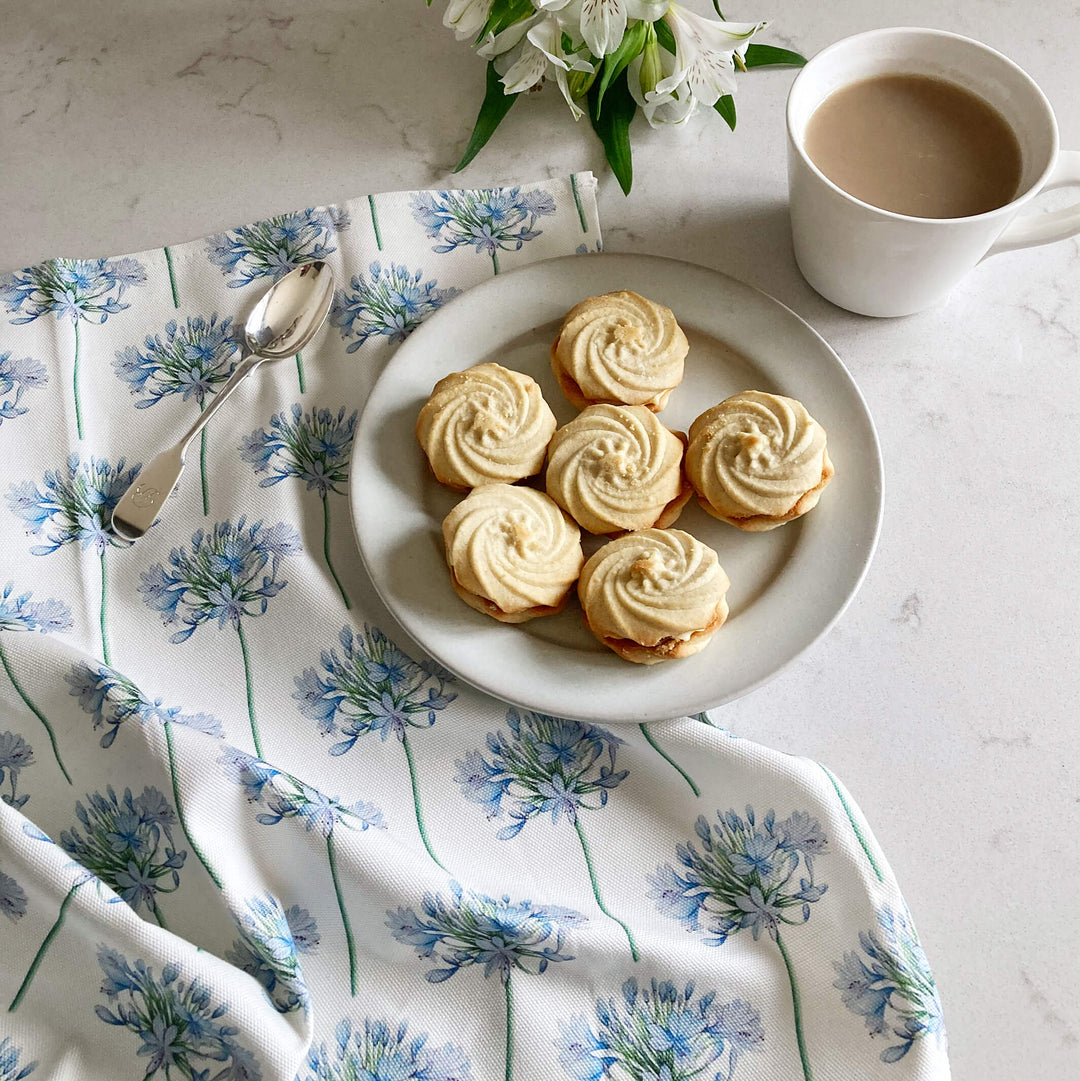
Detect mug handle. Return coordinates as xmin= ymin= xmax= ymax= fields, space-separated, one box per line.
xmin=985 ymin=150 xmax=1080 ymax=256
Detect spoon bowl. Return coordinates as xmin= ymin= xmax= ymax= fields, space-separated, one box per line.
xmin=245 ymin=260 xmax=337 ymax=358
xmin=110 ymin=261 xmax=336 ymax=541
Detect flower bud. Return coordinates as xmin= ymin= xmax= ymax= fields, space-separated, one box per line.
xmin=566 ymin=66 xmax=598 ymax=100
xmin=639 ymin=25 xmax=663 ymax=97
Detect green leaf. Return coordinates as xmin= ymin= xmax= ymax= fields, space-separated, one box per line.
xmin=712 ymin=0 xmax=726 ymax=16
xmin=475 ymin=0 xmax=534 ymax=45
xmin=743 ymin=43 xmax=807 ymax=68
xmin=654 ymin=17 xmax=676 ymax=55
xmin=714 ymin=94 xmax=736 ymax=131
xmin=595 ymin=19 xmax=649 ymax=114
xmin=588 ymin=68 xmax=636 ymax=195
xmin=453 ymin=62 xmax=518 ymax=173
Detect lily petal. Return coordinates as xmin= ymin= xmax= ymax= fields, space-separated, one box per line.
xmin=497 ymin=38 xmax=551 ymax=95
xmin=443 ymin=0 xmax=495 ymax=41
xmin=478 ymin=12 xmax=539 ymax=60
xmin=662 ymin=5 xmax=765 ymax=106
xmin=579 ymin=0 xmax=629 ymax=59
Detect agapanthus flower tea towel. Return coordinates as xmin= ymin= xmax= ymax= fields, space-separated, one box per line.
xmin=0 ymin=174 xmax=949 ymax=1081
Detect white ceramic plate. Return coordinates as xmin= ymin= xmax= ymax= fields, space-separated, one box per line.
xmin=350 ymin=253 xmax=882 ymax=724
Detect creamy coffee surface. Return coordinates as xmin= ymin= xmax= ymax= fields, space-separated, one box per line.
xmin=805 ymin=73 xmax=1022 ymax=218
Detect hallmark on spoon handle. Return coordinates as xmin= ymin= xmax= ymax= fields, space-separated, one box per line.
xmin=111 ymin=445 xmax=187 ymax=541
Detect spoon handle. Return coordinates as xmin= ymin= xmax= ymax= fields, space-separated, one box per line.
xmin=110 ymin=444 xmax=188 ymax=541
xmin=176 ymin=351 xmax=263 ymax=450
xmin=110 ymin=351 xmax=263 ymax=541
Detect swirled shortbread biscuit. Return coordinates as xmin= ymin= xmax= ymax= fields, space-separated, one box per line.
xmin=545 ymin=404 xmax=692 ymax=535
xmin=577 ymin=528 xmax=730 ymax=664
xmin=442 ymin=484 xmax=584 ymax=624
xmin=686 ymin=391 xmax=834 ymax=531
xmin=551 ymin=291 xmax=688 ymax=412
xmin=416 ymin=362 xmax=557 ymax=490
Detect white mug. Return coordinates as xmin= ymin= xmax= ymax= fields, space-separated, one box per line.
xmin=786 ymin=27 xmax=1080 ymax=317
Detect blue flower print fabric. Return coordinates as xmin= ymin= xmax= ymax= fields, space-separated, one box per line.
xmin=0 ymin=174 xmax=949 ymax=1081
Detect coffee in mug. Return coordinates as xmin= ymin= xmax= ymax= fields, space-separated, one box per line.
xmin=804 ymin=74 xmax=1022 ymax=219
xmin=786 ymin=28 xmax=1080 ymax=317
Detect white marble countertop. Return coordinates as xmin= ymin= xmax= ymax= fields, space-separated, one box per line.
xmin=3 ymin=1 xmax=1078 ymax=1076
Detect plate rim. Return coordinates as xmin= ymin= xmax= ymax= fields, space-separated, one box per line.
xmin=348 ymin=251 xmax=883 ymax=723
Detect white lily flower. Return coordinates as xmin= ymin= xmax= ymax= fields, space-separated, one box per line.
xmin=533 ymin=0 xmax=670 ymax=59
xmin=660 ymin=3 xmax=767 ymax=106
xmin=492 ymin=13 xmax=594 ymax=119
xmin=528 ymin=15 xmax=596 ymax=118
xmin=443 ymin=0 xmax=495 ymax=41
xmin=627 ymin=47 xmax=697 ymax=127
xmin=535 ymin=0 xmax=669 ymax=59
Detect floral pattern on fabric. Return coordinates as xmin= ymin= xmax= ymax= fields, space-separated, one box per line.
xmin=295 ymin=624 xmax=456 ymax=868
xmin=329 ymin=262 xmax=460 ymax=350
xmin=389 ymin=880 xmax=585 ymax=1080
xmin=0 ymin=257 xmax=146 ymax=439
xmin=651 ymin=807 xmax=829 ymax=1081
xmin=457 ymin=709 xmax=638 ymax=957
xmin=67 ymin=661 xmax=223 ymax=749
xmin=240 ymin=405 xmax=356 ymax=606
xmin=0 ymin=1038 xmax=36 ymax=1081
xmin=299 ymin=1016 xmax=472 ymax=1081
xmin=206 ymin=208 xmax=350 ymax=289
xmin=411 ymin=188 xmax=557 ymax=273
xmin=0 ymin=864 xmax=29 ymax=922
xmin=59 ymin=786 xmax=186 ymax=925
xmin=226 ymin=895 xmax=319 ymax=1014
xmin=0 ymin=353 xmax=47 ymax=428
xmin=834 ymin=906 xmax=947 ymax=1063
xmin=0 ymin=731 xmax=35 ymax=810
xmin=95 ymin=946 xmax=261 ymax=1079
xmin=139 ymin=517 xmax=301 ymax=756
xmin=556 ymin=976 xmax=765 ymax=1081
xmin=7 ymin=456 xmax=139 ymax=667
xmin=113 ymin=314 xmax=241 ymax=515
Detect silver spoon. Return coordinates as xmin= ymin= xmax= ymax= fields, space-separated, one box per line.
xmin=110 ymin=260 xmax=336 ymax=541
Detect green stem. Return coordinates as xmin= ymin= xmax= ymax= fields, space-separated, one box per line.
xmin=819 ymin=763 xmax=884 ymax=882
xmin=99 ymin=549 xmax=110 ymax=666
xmin=164 ymin=246 xmax=180 ymax=307
xmin=73 ymin=319 xmax=83 ymax=440
xmin=165 ymin=721 xmax=222 ymax=888
xmin=327 ymin=831 xmax=357 ymax=995
xmin=295 ymin=350 xmax=306 ymax=393
xmin=573 ymin=816 xmax=638 ymax=960
xmin=152 ymin=901 xmax=169 ymax=931
xmin=504 ymin=972 xmax=514 ymax=1081
xmin=777 ymin=929 xmax=813 ymax=1081
xmin=0 ymin=637 xmax=71 ymax=784
xmin=492 ymin=250 xmax=500 ymax=276
xmin=199 ymin=411 xmax=209 ymax=516
xmin=639 ymin=723 xmax=699 ymax=796
xmin=322 ymin=494 xmax=351 ymax=608
xmin=570 ymin=173 xmax=588 ymax=233
xmin=9 ymin=881 xmax=82 ymax=1011
xmin=368 ymin=194 xmax=383 ymax=250
xmin=236 ymin=622 xmax=261 ymax=757
xmin=401 ymin=730 xmax=446 ymax=871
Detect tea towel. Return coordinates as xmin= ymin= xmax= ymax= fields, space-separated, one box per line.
xmin=0 ymin=173 xmax=948 ymax=1081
